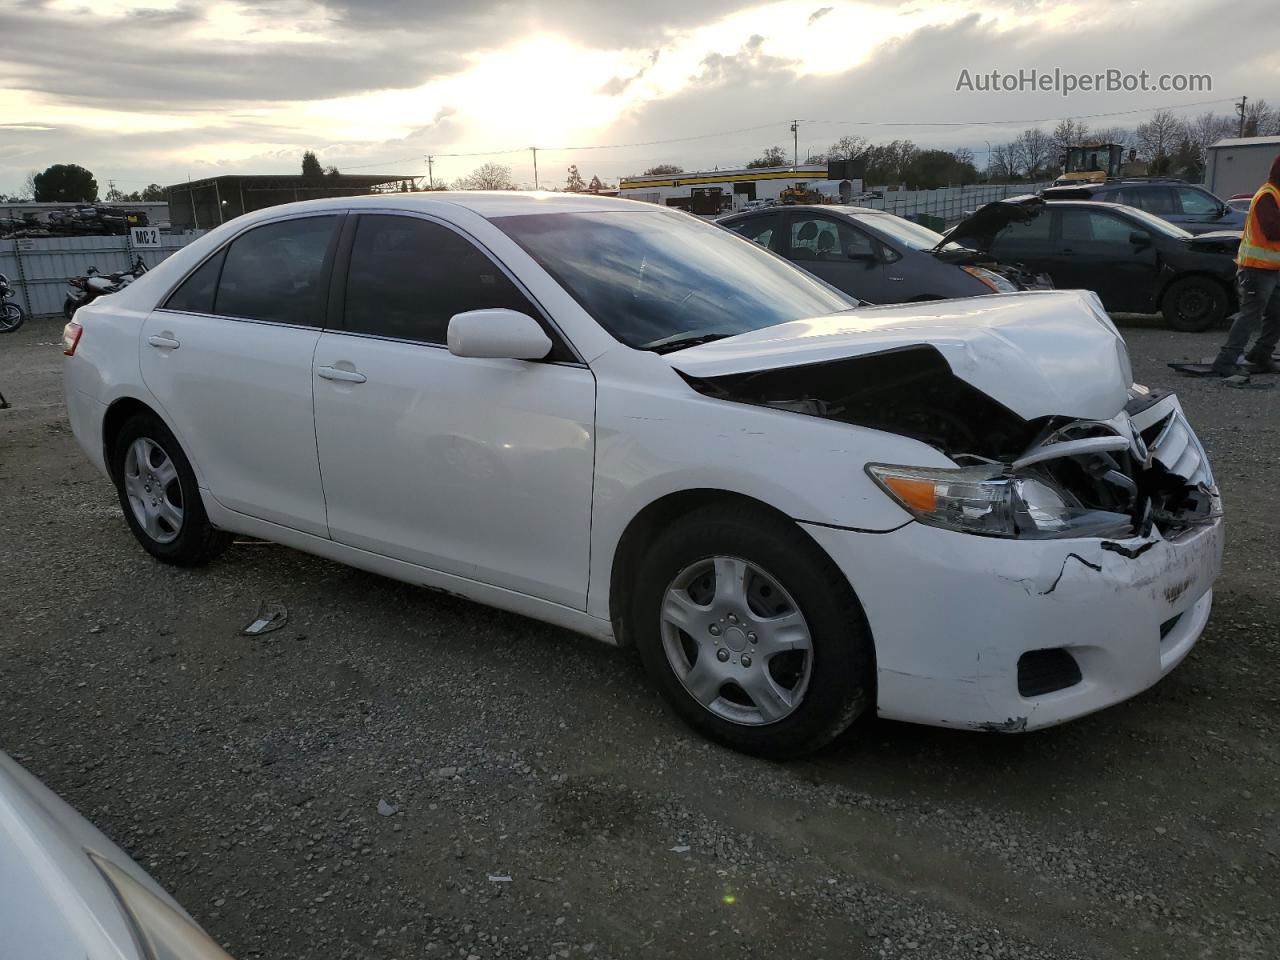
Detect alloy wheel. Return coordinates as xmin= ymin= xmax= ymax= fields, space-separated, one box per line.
xmin=123 ymin=437 xmax=184 ymax=544
xmin=660 ymin=556 xmax=813 ymax=726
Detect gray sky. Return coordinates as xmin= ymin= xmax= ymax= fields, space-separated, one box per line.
xmin=0 ymin=0 xmax=1271 ymax=193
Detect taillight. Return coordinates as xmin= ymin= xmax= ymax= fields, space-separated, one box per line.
xmin=62 ymin=320 xmax=83 ymax=356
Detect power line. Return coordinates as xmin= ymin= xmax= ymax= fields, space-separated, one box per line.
xmin=797 ymin=96 xmax=1239 ymax=128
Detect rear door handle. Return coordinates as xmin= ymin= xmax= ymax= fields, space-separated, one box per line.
xmin=316 ymin=365 xmax=367 ymax=384
xmin=147 ymin=334 xmax=180 ymax=349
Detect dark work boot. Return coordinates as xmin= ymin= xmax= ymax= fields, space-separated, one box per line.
xmin=1245 ymin=352 xmax=1280 ymax=374
xmin=1209 ymin=350 xmax=1241 ymax=377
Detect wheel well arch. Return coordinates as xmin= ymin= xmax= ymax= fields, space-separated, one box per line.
xmin=101 ymin=396 xmax=161 ymax=479
xmin=607 ymin=488 xmax=857 ymax=646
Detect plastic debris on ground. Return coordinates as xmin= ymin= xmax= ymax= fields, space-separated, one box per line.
xmin=241 ymin=601 xmax=288 ymax=636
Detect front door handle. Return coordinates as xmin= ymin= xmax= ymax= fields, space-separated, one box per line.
xmin=316 ymin=365 xmax=367 ymax=384
xmin=147 ymin=334 xmax=180 ymax=349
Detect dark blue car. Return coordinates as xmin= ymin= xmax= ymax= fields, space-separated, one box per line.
xmin=1042 ymin=179 xmax=1245 ymax=235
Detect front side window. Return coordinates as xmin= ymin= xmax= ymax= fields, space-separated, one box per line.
xmin=343 ymin=215 xmax=538 ymax=346
xmin=1176 ymin=187 xmax=1222 ymax=217
xmin=214 ymin=216 xmax=337 ymax=326
xmin=1060 ymin=210 xmax=1133 ymax=244
xmin=728 ymin=214 xmax=779 ymax=249
xmin=492 ymin=210 xmax=851 ymax=351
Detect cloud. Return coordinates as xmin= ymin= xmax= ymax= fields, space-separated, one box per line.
xmin=808 ymin=5 xmax=832 ymax=25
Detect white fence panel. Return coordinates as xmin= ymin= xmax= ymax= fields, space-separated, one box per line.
xmin=0 ymin=232 xmax=205 ymax=318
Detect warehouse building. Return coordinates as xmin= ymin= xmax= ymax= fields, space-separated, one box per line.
xmin=1204 ymin=136 xmax=1280 ymax=200
xmin=165 ymin=173 xmax=416 ymax=231
xmin=618 ymin=162 xmax=864 ymax=214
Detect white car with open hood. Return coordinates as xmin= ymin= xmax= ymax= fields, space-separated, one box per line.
xmin=62 ymin=192 xmax=1223 ymax=758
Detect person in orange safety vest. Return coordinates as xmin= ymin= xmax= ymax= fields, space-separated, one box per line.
xmin=1211 ymin=154 xmax=1280 ymax=376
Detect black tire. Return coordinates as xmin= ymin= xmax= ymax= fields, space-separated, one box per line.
xmin=631 ymin=504 xmax=874 ymax=759
xmin=111 ymin=413 xmax=231 ymax=566
xmin=0 ymin=302 xmax=23 ymax=333
xmin=1161 ymin=276 xmax=1228 ymax=332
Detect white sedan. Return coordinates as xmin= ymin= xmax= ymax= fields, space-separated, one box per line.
xmin=62 ymin=192 xmax=1223 ymax=757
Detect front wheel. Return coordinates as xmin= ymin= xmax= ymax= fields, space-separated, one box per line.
xmin=111 ymin=413 xmax=230 ymax=566
xmin=0 ymin=301 xmax=24 ymax=333
xmin=632 ymin=505 xmax=875 ymax=759
xmin=1162 ymin=276 xmax=1228 ymax=332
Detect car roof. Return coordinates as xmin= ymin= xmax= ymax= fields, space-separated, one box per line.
xmin=722 ymin=205 xmax=882 ymax=219
xmin=218 ymin=191 xmax=657 ymax=225
xmin=1039 ymin=199 xmax=1143 ymax=210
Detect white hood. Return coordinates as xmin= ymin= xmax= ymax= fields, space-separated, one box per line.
xmin=668 ymin=290 xmax=1131 ymax=422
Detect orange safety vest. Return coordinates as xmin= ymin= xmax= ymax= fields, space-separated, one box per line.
xmin=1237 ymin=181 xmax=1280 ymax=269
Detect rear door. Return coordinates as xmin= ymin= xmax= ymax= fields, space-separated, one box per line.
xmin=311 ymin=212 xmax=596 ymax=608
xmin=780 ymin=212 xmax=890 ymax=302
xmin=985 ymin=207 xmax=1058 ymax=275
xmin=140 ymin=214 xmax=340 ymax=536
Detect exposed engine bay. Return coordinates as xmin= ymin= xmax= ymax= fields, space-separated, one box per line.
xmin=680 ymin=347 xmax=1218 ymax=541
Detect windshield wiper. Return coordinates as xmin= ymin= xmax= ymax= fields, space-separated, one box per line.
xmin=644 ymin=333 xmax=733 ymax=354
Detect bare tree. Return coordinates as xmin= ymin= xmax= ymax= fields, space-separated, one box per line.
xmin=453 ymin=163 xmax=515 ymax=190
xmin=1091 ymin=126 xmax=1134 ymax=149
xmin=21 ymin=170 xmax=37 ymax=199
xmin=1186 ymin=111 xmax=1234 ymax=166
xmin=1245 ymin=98 xmax=1276 ymax=136
xmin=1051 ymin=118 xmax=1091 ymax=163
xmin=988 ymin=144 xmax=1015 ymax=181
xmin=565 ymin=164 xmax=586 ymax=192
xmin=1011 ymin=128 xmax=1054 ymax=180
xmin=1135 ymin=110 xmax=1185 ymax=169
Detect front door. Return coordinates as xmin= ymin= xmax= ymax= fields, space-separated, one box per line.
xmin=782 ymin=212 xmax=890 ymax=302
xmin=139 ymin=214 xmax=340 ymax=537
xmin=311 ymin=213 xmax=596 ymax=609
xmin=1051 ymin=208 xmax=1159 ymax=312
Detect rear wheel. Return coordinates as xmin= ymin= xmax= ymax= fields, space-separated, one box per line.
xmin=632 ymin=505 xmax=874 ymax=759
xmin=0 ymin=302 xmax=23 ymax=333
xmin=1161 ymin=276 xmax=1228 ymax=332
xmin=111 ymin=413 xmax=230 ymax=566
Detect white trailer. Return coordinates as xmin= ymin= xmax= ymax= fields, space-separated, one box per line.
xmin=1204 ymin=136 xmax=1280 ymax=200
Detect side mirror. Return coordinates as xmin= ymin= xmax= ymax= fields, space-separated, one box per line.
xmin=447 ymin=309 xmax=552 ymax=361
xmin=1129 ymin=231 xmax=1152 ymax=248
xmin=847 ymin=251 xmax=878 ymax=263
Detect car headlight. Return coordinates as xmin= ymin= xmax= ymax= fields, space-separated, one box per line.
xmin=87 ymin=850 xmax=234 ymax=960
xmin=960 ymin=265 xmax=1018 ymax=293
xmin=866 ymin=463 xmax=1132 ymax=539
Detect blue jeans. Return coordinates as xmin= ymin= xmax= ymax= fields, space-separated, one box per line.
xmin=1213 ymin=267 xmax=1280 ymax=372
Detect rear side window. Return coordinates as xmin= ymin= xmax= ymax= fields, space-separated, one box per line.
xmin=214 ymin=216 xmax=336 ymax=326
xmin=342 ymin=214 xmax=539 ymax=346
xmin=164 ymin=248 xmax=225 ymax=314
xmin=993 ymin=214 xmax=1053 ymax=243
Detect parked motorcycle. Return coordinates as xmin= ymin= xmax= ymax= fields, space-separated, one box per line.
xmin=0 ymin=272 xmax=24 ymax=333
xmin=64 ymin=256 xmax=147 ymax=319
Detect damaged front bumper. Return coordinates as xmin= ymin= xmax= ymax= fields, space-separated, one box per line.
xmin=804 ymin=505 xmax=1222 ymax=731
xmin=804 ymin=390 xmax=1224 ymax=732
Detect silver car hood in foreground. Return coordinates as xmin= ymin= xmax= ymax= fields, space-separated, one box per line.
xmin=668 ymin=290 xmax=1130 ymax=422
xmin=0 ymin=750 xmax=190 ymax=960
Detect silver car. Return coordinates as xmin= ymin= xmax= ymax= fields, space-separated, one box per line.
xmin=0 ymin=750 xmax=232 ymax=960
xmin=719 ymin=200 xmax=1053 ymax=304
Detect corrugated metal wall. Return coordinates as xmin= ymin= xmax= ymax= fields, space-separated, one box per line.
xmin=0 ymin=233 xmax=204 ymax=318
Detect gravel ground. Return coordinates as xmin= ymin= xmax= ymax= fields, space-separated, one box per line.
xmin=1 ymin=314 xmax=1277 ymax=960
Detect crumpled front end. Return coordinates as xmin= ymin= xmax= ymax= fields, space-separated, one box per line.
xmin=803 ymin=386 xmax=1223 ymax=731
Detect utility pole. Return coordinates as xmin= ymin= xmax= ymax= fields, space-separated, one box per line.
xmin=531 ymin=147 xmax=539 ymax=189
xmin=426 ymin=155 xmax=434 ymax=189
xmin=1237 ymin=95 xmax=1248 ymax=138
xmin=790 ymin=120 xmax=799 ymax=171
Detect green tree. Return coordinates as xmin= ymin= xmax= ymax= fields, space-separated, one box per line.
xmin=746 ymin=146 xmax=787 ymax=168
xmin=565 ymin=164 xmax=586 ymax=192
xmin=301 ymin=150 xmax=324 ymax=179
xmin=587 ymin=174 xmax=605 ymax=192
xmin=33 ymin=163 xmax=98 ymax=202
xmin=642 ymin=164 xmax=683 ymax=175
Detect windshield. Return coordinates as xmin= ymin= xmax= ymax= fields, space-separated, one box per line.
xmin=1115 ymin=205 xmax=1193 ymax=239
xmin=491 ymin=210 xmax=853 ymax=350
xmin=850 ymin=212 xmax=949 ymax=251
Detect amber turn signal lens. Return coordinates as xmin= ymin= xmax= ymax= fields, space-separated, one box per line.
xmin=879 ymin=474 xmax=937 ymax=512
